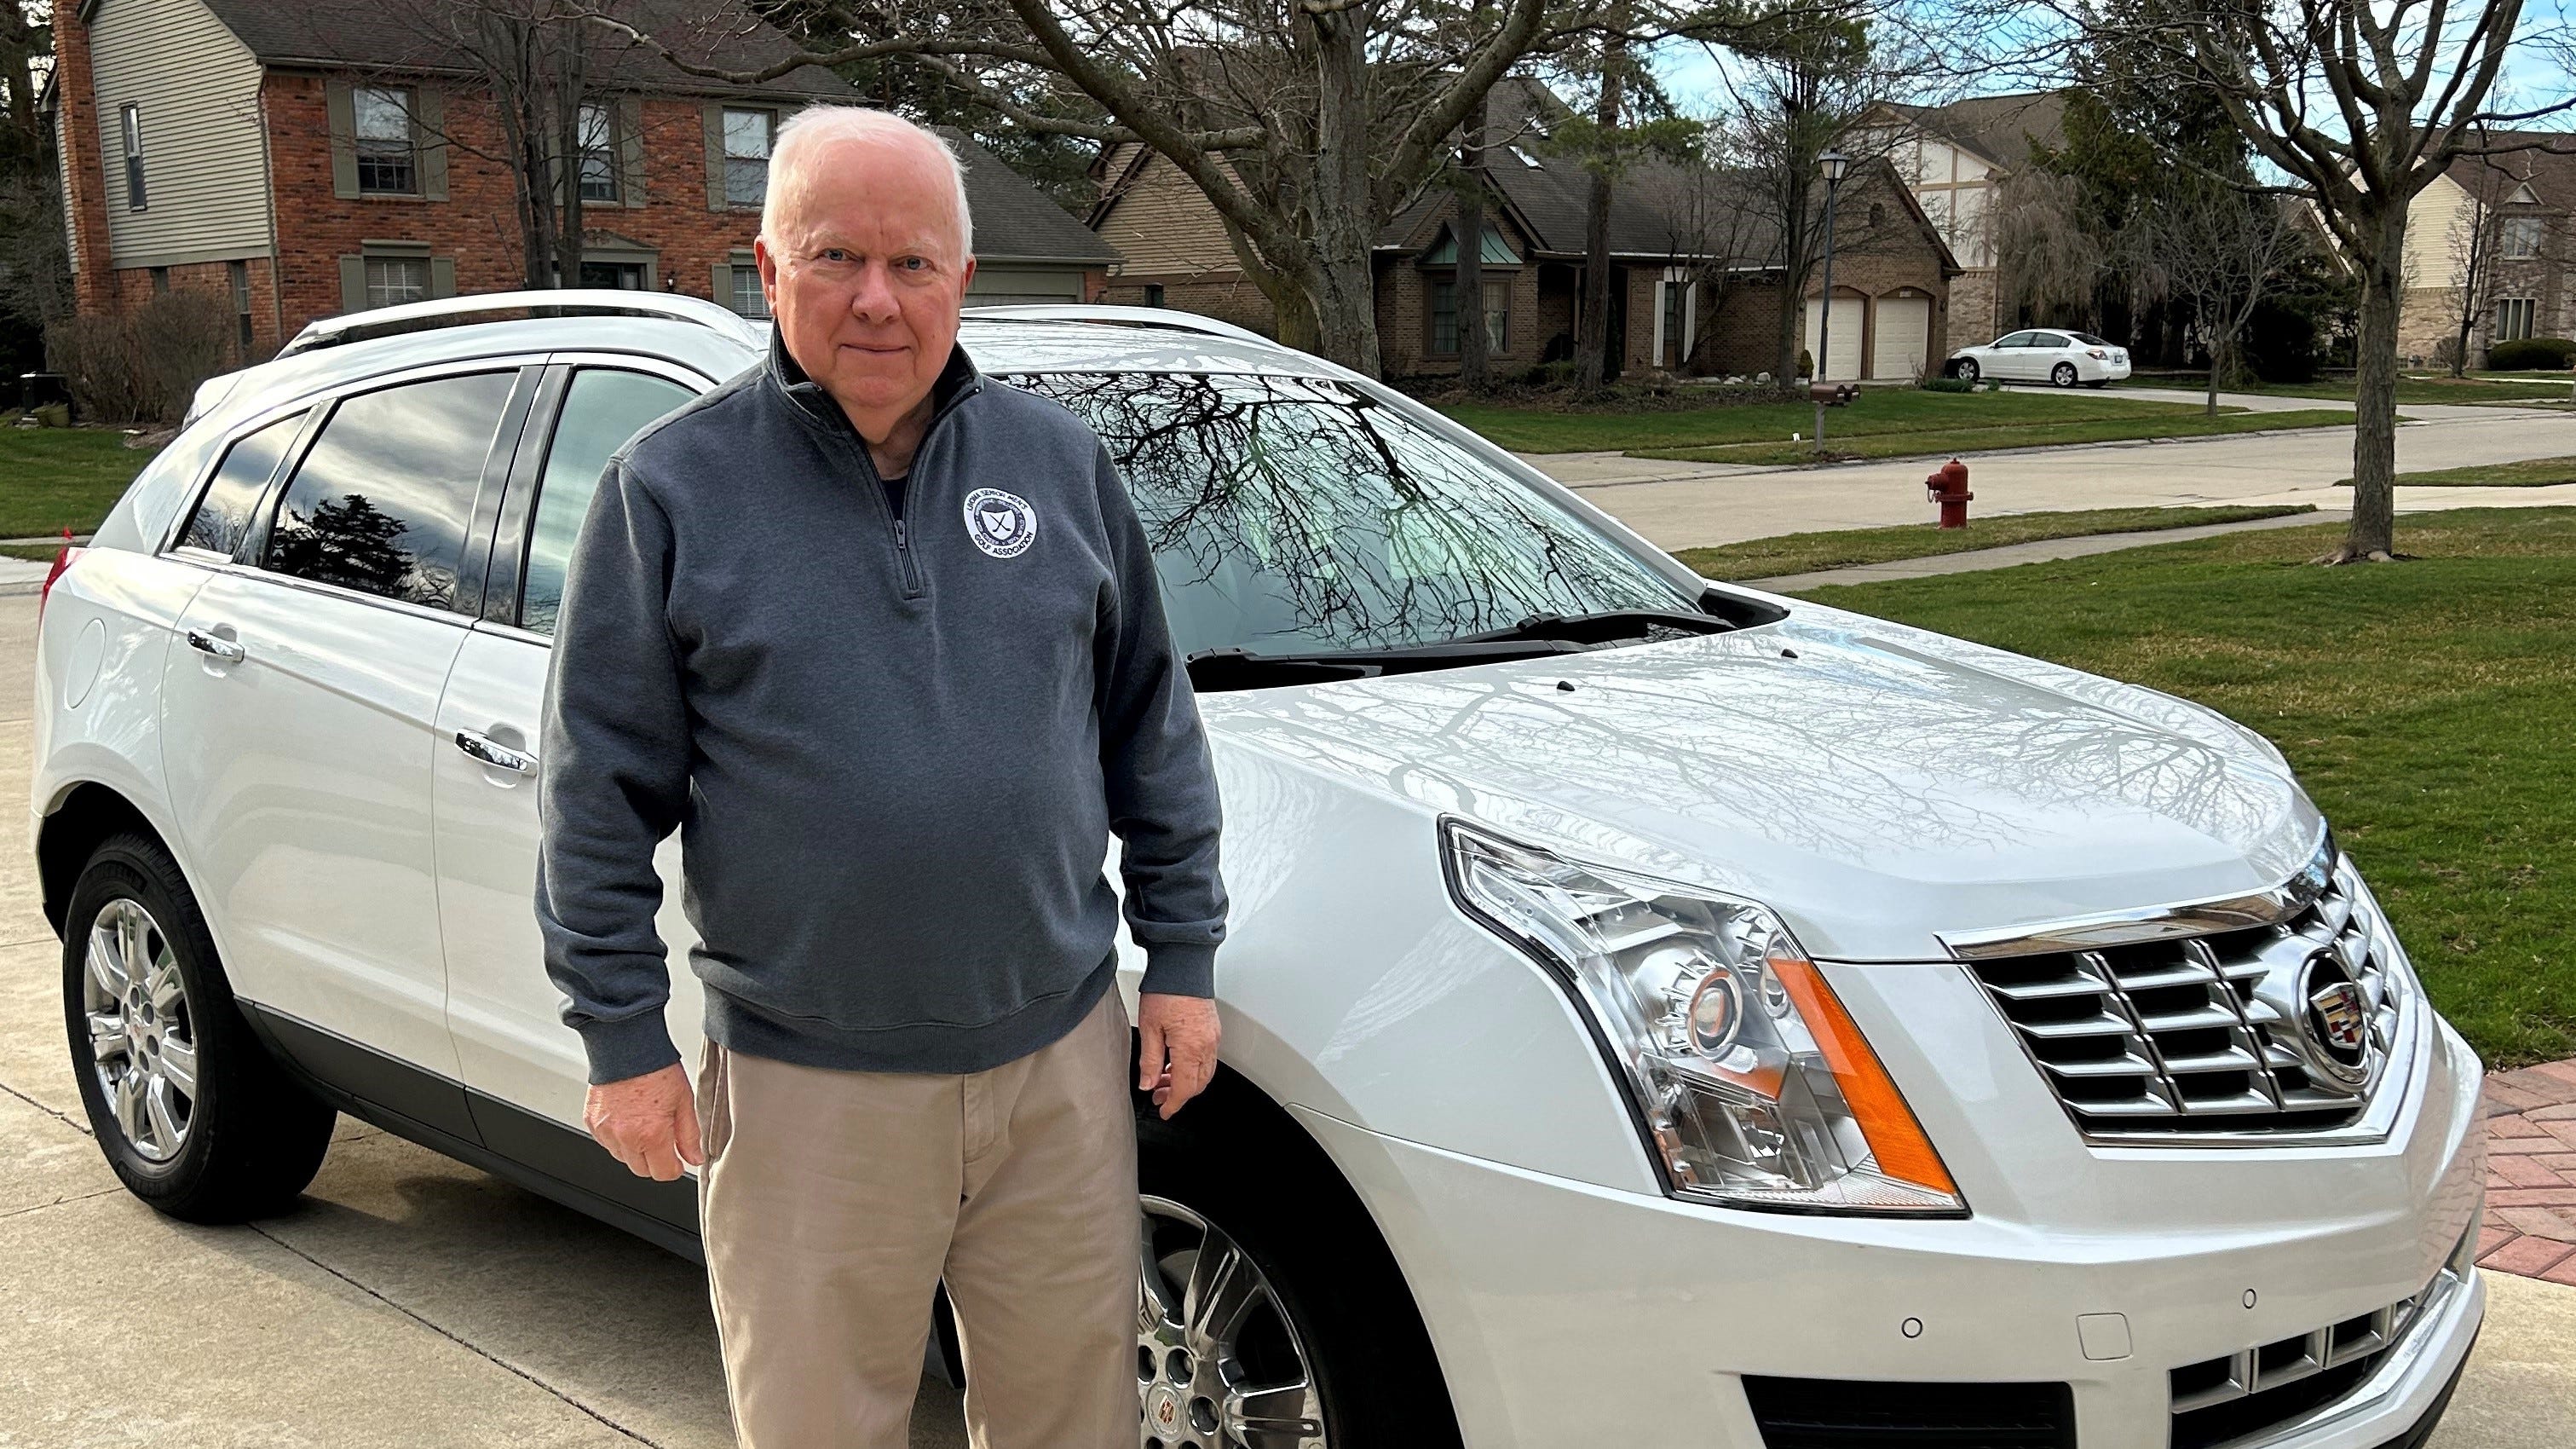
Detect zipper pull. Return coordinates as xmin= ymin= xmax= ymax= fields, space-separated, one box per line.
xmin=894 ymin=519 xmax=908 ymax=551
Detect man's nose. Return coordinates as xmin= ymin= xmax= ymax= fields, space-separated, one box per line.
xmin=847 ymin=262 xmax=902 ymax=321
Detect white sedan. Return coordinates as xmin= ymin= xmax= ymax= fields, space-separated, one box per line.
xmin=1950 ymin=328 xmax=2133 ymax=387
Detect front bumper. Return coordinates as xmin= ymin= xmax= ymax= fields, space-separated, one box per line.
xmin=1295 ymin=1012 xmax=2487 ymax=1449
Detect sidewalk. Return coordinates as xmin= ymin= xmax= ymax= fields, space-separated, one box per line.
xmin=2478 ymin=1059 xmax=2576 ymax=1284
xmin=1742 ymin=510 xmax=2343 ymax=592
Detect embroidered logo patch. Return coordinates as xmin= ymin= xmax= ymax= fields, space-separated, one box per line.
xmin=962 ymin=488 xmax=1038 ymax=559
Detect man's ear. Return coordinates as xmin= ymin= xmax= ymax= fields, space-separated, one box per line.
xmin=754 ymin=236 xmax=781 ymax=316
xmin=958 ymin=255 xmax=977 ymax=294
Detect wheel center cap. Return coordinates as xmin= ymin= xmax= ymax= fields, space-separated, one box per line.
xmin=1144 ymin=1384 xmax=1184 ymax=1435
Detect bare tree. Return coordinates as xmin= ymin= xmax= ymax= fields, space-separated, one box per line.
xmin=1985 ymin=0 xmax=2562 ymax=562
xmin=1455 ymin=85 xmax=1494 ymax=390
xmin=2129 ymin=180 xmax=2304 ymax=413
xmin=1986 ymin=165 xmax=2112 ymax=331
xmin=604 ymin=3 xmax=1784 ymax=376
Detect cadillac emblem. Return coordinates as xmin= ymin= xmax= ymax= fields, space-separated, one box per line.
xmin=2298 ymin=950 xmax=2373 ymax=1084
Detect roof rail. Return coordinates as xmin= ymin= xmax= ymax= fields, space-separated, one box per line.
xmin=960 ymin=303 xmax=1281 ymax=349
xmin=279 ymin=289 xmax=766 ymax=357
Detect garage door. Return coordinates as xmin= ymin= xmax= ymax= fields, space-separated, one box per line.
xmin=1873 ymin=295 xmax=1932 ymax=381
xmin=967 ymin=266 xmax=1085 ymax=305
xmin=1801 ymin=296 xmax=1865 ymax=380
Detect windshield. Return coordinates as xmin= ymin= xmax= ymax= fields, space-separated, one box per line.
xmin=1002 ymin=371 xmax=1698 ymax=659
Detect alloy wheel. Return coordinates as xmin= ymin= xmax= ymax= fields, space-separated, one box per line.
xmin=1137 ymin=1194 xmax=1328 ymax=1449
xmin=82 ymin=897 xmax=197 ymax=1163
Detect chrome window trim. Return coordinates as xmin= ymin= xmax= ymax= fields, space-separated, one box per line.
xmin=471 ymin=620 xmax=551 ymax=648
xmin=210 ymin=561 xmax=481 ymax=632
xmin=155 ymin=398 xmax=326 ymax=557
xmin=1938 ymin=825 xmax=2336 ymax=961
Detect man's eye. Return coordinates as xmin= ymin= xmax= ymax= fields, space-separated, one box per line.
xmin=818 ymin=249 xmax=853 ymax=263
xmin=899 ymin=257 xmax=930 ymax=272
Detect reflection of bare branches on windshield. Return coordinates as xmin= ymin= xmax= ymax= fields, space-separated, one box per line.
xmin=1003 ymin=372 xmax=1689 ymax=656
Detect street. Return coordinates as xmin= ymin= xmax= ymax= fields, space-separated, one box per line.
xmin=1536 ymin=398 xmax=2576 ymax=551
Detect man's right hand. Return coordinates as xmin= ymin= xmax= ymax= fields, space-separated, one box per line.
xmin=585 ymin=1062 xmax=704 ymax=1181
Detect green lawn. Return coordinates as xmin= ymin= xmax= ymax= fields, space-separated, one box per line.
xmin=0 ymin=429 xmax=157 ymax=537
xmin=2337 ymin=455 xmax=2576 ymax=489
xmin=1629 ymin=408 xmax=2359 ymax=469
xmin=1438 ymin=387 xmax=2241 ymax=454
xmin=1801 ymin=508 xmax=2576 ymax=1067
xmin=2123 ymin=373 xmax=2570 ymax=404
xmin=1674 ymin=505 xmax=2314 ymax=581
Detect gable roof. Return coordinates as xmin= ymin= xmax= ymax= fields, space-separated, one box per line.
xmin=194 ymin=0 xmax=850 ymax=97
xmin=1881 ymin=90 xmax=2068 ymax=170
xmin=939 ymin=128 xmax=1121 ymax=264
xmin=2444 ymin=132 xmax=2576 ymax=212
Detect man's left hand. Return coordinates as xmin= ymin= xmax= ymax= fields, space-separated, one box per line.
xmin=1137 ymin=993 xmax=1220 ymax=1119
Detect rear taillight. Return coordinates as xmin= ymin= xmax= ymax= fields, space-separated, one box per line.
xmin=40 ymin=528 xmax=81 ymax=619
xmin=2086 ymin=348 xmax=2107 ymax=358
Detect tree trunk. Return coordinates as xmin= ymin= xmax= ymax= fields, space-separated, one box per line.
xmin=2337 ymin=227 xmax=2407 ymax=562
xmin=1576 ymin=43 xmax=1623 ymax=391
xmin=1301 ymin=5 xmax=1380 ymax=377
xmin=1455 ymin=95 xmax=1490 ymax=390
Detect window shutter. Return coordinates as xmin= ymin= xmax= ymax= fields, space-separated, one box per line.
xmin=619 ymin=95 xmax=647 ymax=207
xmin=418 ymin=86 xmax=447 ymax=200
xmin=326 ymin=80 xmax=360 ymax=199
xmin=338 ymin=255 xmax=365 ymax=313
xmin=429 ymin=257 xmax=457 ymax=298
xmin=703 ymin=101 xmax=727 ymax=211
xmin=712 ymin=261 xmax=732 ymax=306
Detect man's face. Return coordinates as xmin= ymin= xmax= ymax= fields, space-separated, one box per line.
xmin=757 ymin=136 xmax=974 ymax=430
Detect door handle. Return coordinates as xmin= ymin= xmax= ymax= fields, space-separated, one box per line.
xmin=453 ymin=730 xmax=537 ymax=774
xmin=185 ymin=628 xmax=245 ymax=664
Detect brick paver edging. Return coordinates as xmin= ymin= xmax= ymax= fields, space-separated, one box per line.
xmin=2477 ymin=1058 xmax=2576 ymax=1284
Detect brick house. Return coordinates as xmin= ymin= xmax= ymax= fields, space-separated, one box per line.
xmin=1860 ymin=90 xmax=2069 ymax=346
xmin=2397 ymin=138 xmax=2576 ymax=367
xmin=1091 ymin=76 xmax=1956 ymax=382
xmin=52 ymin=0 xmax=1118 ymax=363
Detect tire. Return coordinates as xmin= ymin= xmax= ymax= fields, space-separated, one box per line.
xmin=63 ymin=833 xmax=335 ymax=1223
xmin=1136 ymin=1110 xmax=1461 ymax=1449
xmin=1955 ymin=358 xmax=1979 ymax=384
xmin=2052 ymin=361 xmax=2079 ymax=387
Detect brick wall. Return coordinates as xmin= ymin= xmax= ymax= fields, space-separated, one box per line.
xmin=1949 ymin=269 xmax=2000 ymax=345
xmin=1377 ymin=259 xmax=1545 ymax=378
xmin=51 ymin=9 xmax=118 ymax=316
xmin=1098 ymin=272 xmax=1277 ymax=335
xmin=261 ymin=75 xmax=769 ymax=341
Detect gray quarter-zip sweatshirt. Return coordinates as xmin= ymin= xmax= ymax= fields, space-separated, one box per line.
xmin=535 ymin=334 xmax=1227 ymax=1084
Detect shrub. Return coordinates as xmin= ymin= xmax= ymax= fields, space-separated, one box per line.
xmin=1918 ymin=375 xmax=1976 ymax=394
xmin=1519 ymin=359 xmax=1582 ymax=388
xmin=43 ymin=291 xmax=235 ymax=424
xmin=1796 ymin=348 xmax=1814 ymax=379
xmin=2486 ymin=337 xmax=2576 ymax=372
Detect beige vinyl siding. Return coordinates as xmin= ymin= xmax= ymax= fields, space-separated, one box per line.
xmin=2404 ymin=173 xmax=2474 ymax=293
xmin=1092 ymin=145 xmax=1253 ymax=277
xmin=89 ymin=0 xmax=274 ymax=268
xmin=53 ymin=106 xmax=77 ymax=272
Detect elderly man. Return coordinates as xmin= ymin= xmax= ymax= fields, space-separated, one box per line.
xmin=534 ymin=107 xmax=1227 ymax=1448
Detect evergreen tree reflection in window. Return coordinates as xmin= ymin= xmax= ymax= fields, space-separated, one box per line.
xmin=266 ymin=371 xmax=515 ymax=611
xmin=1002 ymin=372 xmax=1694 ymax=658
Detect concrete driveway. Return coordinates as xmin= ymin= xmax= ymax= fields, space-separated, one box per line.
xmin=0 ymin=584 xmax=2570 ymax=1447
xmin=1536 ymin=401 xmax=2576 ymax=551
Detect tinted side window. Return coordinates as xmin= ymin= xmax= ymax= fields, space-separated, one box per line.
xmin=179 ymin=411 xmax=304 ymax=556
xmin=1996 ymin=332 xmax=2035 ymax=348
xmin=521 ymin=369 xmax=692 ymax=635
xmin=266 ymin=372 xmax=516 ymax=610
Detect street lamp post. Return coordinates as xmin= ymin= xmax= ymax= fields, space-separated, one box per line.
xmin=1812 ymin=148 xmax=1852 ymax=453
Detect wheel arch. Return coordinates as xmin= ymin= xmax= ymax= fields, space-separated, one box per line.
xmin=38 ymin=782 xmax=171 ymax=937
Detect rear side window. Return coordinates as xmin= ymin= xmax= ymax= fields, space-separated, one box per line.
xmin=1995 ymin=332 xmax=2035 ymax=347
xmin=519 ymin=368 xmax=692 ymax=635
xmin=179 ymin=411 xmax=304 ymax=556
xmin=266 ymin=371 xmax=516 ymax=611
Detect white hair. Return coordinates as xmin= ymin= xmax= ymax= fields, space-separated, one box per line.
xmin=760 ymin=106 xmax=975 ymax=261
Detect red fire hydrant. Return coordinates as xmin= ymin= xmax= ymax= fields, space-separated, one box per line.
xmin=1925 ymin=457 xmax=1973 ymax=529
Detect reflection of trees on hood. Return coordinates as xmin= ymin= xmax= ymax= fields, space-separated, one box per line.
xmin=1005 ymin=372 xmax=1685 ymax=656
xmin=1209 ymin=632 xmax=2297 ymax=872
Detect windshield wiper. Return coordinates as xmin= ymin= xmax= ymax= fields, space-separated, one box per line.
xmin=1452 ymin=608 xmax=1738 ymax=649
xmin=1185 ymin=638 xmax=1598 ymax=690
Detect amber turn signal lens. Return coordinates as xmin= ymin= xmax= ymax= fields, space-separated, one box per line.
xmin=1767 ymin=952 xmax=1958 ymax=1196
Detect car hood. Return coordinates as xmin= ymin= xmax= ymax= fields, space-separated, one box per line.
xmin=1198 ymin=599 xmax=2322 ymax=961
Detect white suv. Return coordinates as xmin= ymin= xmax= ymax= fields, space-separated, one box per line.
xmin=35 ymin=294 xmax=2483 ymax=1449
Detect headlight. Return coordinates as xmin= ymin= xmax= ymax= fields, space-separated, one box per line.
xmin=1442 ymin=820 xmax=1963 ymax=1215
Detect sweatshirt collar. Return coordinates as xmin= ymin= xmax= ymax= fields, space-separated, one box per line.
xmin=764 ymin=325 xmax=985 ymax=443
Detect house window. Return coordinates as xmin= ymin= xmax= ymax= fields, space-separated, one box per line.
xmin=1482 ymin=279 xmax=1509 ymax=354
xmin=120 ymin=103 xmax=147 ymax=211
xmin=1662 ymin=278 xmax=1685 ymax=365
xmin=1144 ymin=283 xmax=1166 ymax=308
xmin=149 ymin=266 xmax=169 ymax=297
xmin=230 ymin=261 xmax=254 ymax=356
xmin=723 ymin=107 xmax=774 ymax=207
xmin=579 ymin=102 xmax=620 ymax=204
xmin=731 ymin=264 xmax=769 ymax=318
xmin=2496 ymin=297 xmax=2538 ymax=343
xmin=1429 ymin=280 xmax=1459 ymax=355
xmin=2500 ymin=216 xmax=2544 ymax=260
xmin=366 ymin=256 xmax=429 ymax=308
xmin=354 ymin=87 xmax=418 ymax=195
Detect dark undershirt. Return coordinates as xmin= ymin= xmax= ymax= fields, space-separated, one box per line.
xmin=881 ymin=472 xmax=907 ymax=523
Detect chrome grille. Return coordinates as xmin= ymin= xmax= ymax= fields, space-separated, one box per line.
xmin=1963 ymin=858 xmax=2408 ymax=1141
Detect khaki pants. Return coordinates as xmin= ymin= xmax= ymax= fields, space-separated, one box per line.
xmin=694 ymin=986 xmax=1140 ymax=1449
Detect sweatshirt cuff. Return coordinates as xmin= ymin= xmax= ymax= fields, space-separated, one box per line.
xmin=1138 ymin=942 xmax=1218 ymax=999
xmin=579 ymin=1011 xmax=683 ymax=1086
